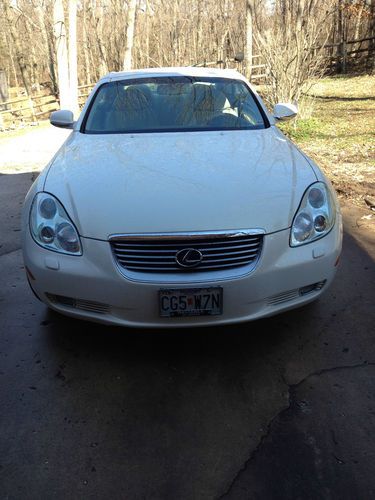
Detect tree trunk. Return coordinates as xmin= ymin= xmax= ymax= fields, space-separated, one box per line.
xmin=337 ymin=0 xmax=345 ymax=73
xmin=145 ymin=0 xmax=150 ymax=66
xmin=5 ymin=35 xmax=19 ymax=90
xmin=47 ymin=31 xmax=59 ymax=96
xmin=123 ymin=0 xmax=137 ymax=70
xmin=96 ymin=3 xmax=108 ymax=77
xmin=196 ymin=0 xmax=203 ymax=64
xmin=36 ymin=4 xmax=58 ymax=94
xmin=354 ymin=3 xmax=364 ymax=41
xmin=53 ymin=0 xmax=71 ymax=109
xmin=368 ymin=0 xmax=375 ymax=71
xmin=82 ymin=2 xmax=92 ymax=84
xmin=25 ymin=21 xmax=39 ymax=90
xmin=69 ymin=0 xmax=79 ymax=115
xmin=244 ymin=0 xmax=255 ymax=79
xmin=0 ymin=70 xmax=9 ymax=109
xmin=3 ymin=1 xmax=31 ymax=96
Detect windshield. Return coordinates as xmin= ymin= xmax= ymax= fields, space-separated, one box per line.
xmin=83 ymin=76 xmax=267 ymax=134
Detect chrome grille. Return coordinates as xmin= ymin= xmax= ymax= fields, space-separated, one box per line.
xmin=110 ymin=231 xmax=263 ymax=273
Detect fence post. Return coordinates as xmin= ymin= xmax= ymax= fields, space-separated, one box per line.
xmin=28 ymin=97 xmax=37 ymax=123
xmin=342 ymin=39 xmax=347 ymax=73
xmin=0 ymin=70 xmax=9 ymax=111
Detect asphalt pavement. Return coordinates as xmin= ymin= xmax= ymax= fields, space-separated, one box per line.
xmin=0 ymin=167 xmax=374 ymax=500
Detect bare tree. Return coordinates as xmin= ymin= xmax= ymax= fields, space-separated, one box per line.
xmin=95 ymin=2 xmax=108 ymax=77
xmin=3 ymin=0 xmax=31 ymax=95
xmin=35 ymin=2 xmax=58 ymax=94
xmin=123 ymin=0 xmax=137 ymax=71
xmin=82 ymin=1 xmax=91 ymax=84
xmin=0 ymin=0 xmax=374 ymax=107
xmin=337 ymin=0 xmax=346 ymax=72
xmin=244 ymin=0 xmax=255 ymax=79
xmin=368 ymin=0 xmax=375 ymax=71
xmin=53 ymin=0 xmax=70 ymax=109
xmin=256 ymin=0 xmax=335 ymax=105
xmin=68 ymin=0 xmax=79 ymax=115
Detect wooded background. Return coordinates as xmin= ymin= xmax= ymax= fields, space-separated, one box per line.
xmin=0 ymin=0 xmax=374 ymax=124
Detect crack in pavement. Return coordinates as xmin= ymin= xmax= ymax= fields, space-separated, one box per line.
xmin=217 ymin=361 xmax=375 ymax=499
xmin=0 ymin=247 xmax=22 ymax=258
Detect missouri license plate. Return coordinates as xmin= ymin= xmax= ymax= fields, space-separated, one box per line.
xmin=159 ymin=287 xmax=223 ymax=317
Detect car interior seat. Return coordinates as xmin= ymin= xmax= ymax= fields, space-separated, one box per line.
xmin=107 ymin=86 xmax=157 ymax=131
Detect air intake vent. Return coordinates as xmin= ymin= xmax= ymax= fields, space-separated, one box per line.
xmin=267 ymin=289 xmax=299 ymax=306
xmin=46 ymin=294 xmax=110 ymax=314
xmin=267 ymin=280 xmax=327 ymax=306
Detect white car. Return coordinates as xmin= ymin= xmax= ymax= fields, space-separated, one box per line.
xmin=22 ymin=67 xmax=342 ymax=328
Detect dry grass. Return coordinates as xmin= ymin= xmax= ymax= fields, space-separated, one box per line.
xmin=280 ymin=75 xmax=375 ymax=207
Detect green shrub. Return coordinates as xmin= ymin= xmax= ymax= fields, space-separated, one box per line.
xmin=279 ymin=118 xmax=324 ymax=141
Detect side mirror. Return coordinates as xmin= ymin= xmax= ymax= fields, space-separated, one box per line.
xmin=273 ymin=103 xmax=298 ymax=122
xmin=234 ymin=52 xmax=244 ymax=63
xmin=50 ymin=110 xmax=75 ymax=129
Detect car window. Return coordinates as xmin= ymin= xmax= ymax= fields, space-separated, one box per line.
xmin=83 ymin=76 xmax=267 ymax=134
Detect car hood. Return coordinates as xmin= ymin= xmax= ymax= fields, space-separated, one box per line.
xmin=44 ymin=128 xmax=316 ymax=239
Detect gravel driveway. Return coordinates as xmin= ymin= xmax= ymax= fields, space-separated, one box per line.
xmin=0 ymin=124 xmax=70 ymax=173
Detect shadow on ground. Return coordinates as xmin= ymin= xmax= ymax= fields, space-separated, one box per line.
xmin=0 ymin=171 xmax=374 ymax=499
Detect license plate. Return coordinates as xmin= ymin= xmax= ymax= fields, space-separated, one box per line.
xmin=159 ymin=287 xmax=223 ymax=317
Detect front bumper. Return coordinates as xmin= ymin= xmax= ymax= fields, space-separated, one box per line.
xmin=22 ymin=219 xmax=342 ymax=328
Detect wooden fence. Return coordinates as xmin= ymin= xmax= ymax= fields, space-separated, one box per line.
xmin=314 ymin=35 xmax=375 ymax=73
xmin=0 ymin=35 xmax=373 ymax=130
xmin=193 ymin=53 xmax=268 ymax=81
xmin=0 ymin=83 xmax=94 ymax=130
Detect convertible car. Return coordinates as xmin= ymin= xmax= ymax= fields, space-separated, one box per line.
xmin=22 ymin=67 xmax=342 ymax=327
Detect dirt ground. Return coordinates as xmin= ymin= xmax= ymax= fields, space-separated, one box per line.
xmin=283 ymin=75 xmax=375 ymax=214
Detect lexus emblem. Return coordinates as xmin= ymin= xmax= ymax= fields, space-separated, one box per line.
xmin=175 ymin=248 xmax=203 ymax=268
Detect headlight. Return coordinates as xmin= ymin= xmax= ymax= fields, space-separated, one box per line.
xmin=290 ymin=182 xmax=335 ymax=247
xmin=30 ymin=192 xmax=82 ymax=255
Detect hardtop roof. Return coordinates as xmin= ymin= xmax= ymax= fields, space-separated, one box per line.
xmin=100 ymin=66 xmax=247 ymax=84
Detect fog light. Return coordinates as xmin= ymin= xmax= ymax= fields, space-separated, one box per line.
xmin=299 ymin=280 xmax=327 ymax=296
